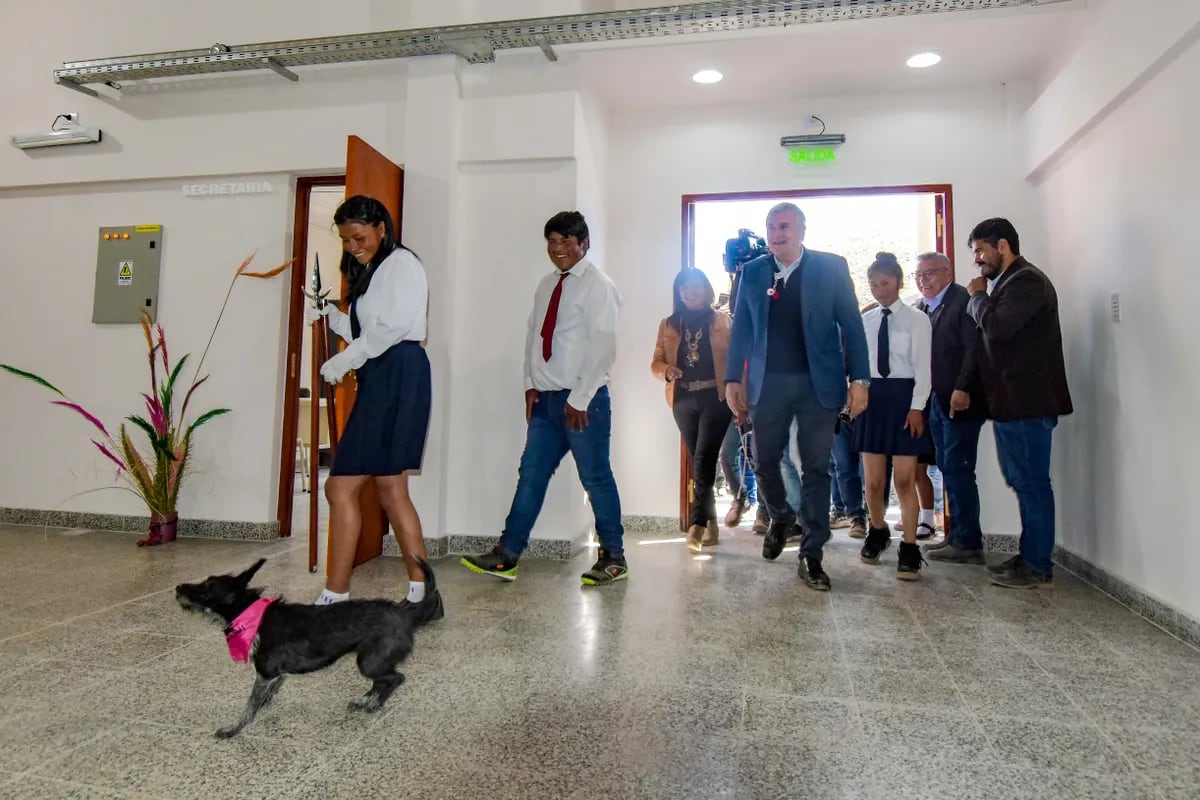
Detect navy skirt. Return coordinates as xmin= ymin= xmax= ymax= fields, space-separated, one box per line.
xmin=852 ymin=378 xmax=934 ymax=458
xmin=330 ymin=341 xmax=431 ymax=476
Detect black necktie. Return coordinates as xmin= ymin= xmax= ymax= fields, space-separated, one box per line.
xmin=878 ymin=307 xmax=892 ymax=378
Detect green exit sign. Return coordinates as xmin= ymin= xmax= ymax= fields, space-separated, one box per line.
xmin=789 ymin=147 xmax=836 ymax=164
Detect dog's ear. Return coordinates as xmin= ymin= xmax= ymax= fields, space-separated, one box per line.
xmin=237 ymin=558 xmax=267 ymax=586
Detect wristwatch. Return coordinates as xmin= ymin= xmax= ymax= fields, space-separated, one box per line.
xmin=852 ymin=379 xmax=871 ymax=388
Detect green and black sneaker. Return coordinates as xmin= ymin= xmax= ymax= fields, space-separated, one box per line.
xmin=460 ymin=547 xmax=519 ymax=581
xmin=580 ymin=549 xmax=628 ymax=586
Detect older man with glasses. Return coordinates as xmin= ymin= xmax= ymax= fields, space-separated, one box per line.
xmin=912 ymin=252 xmax=990 ymax=563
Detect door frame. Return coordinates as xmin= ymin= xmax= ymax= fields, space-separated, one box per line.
xmin=276 ymin=174 xmax=346 ymax=551
xmin=677 ymin=183 xmax=956 ymax=531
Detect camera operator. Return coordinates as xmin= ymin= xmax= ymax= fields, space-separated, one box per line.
xmin=725 ymin=203 xmax=870 ymax=591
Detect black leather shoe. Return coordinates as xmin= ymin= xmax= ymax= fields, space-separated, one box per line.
xmin=762 ymin=518 xmax=791 ymax=560
xmin=799 ymin=557 xmax=832 ymax=591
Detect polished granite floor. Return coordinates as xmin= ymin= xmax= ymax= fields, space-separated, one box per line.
xmin=2 ymin=519 xmax=1199 ymax=800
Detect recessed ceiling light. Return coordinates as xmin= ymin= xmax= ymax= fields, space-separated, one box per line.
xmin=692 ymin=69 xmax=723 ymax=84
xmin=906 ymin=52 xmax=942 ymax=69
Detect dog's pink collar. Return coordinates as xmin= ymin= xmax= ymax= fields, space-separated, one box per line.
xmin=225 ymin=596 xmax=278 ymax=663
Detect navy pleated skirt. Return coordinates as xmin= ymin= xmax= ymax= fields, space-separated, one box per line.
xmin=330 ymin=341 xmax=431 ymax=476
xmin=852 ymin=378 xmax=934 ymax=458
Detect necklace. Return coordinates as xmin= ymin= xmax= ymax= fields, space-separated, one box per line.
xmin=683 ymin=324 xmax=704 ymax=368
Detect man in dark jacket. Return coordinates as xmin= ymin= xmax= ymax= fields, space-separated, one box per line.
xmin=912 ymin=252 xmax=989 ymax=565
xmin=966 ymin=218 xmax=1073 ymax=588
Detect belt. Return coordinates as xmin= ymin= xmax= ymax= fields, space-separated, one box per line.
xmin=677 ymin=379 xmax=718 ymax=391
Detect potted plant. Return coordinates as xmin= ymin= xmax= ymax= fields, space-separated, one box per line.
xmin=1 ymin=253 xmax=292 ymax=546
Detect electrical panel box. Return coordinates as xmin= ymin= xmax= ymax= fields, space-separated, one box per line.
xmin=92 ymin=224 xmax=164 ymax=323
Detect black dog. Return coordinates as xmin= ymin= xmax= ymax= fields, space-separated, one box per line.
xmin=175 ymin=556 xmax=440 ymax=738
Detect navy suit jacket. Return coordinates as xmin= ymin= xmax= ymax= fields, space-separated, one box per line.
xmin=725 ymin=250 xmax=870 ymax=410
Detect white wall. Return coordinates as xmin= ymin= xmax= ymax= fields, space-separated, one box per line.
xmin=0 ymin=176 xmax=293 ymax=521
xmin=1031 ymin=29 xmax=1200 ymax=619
xmin=604 ymin=86 xmax=1032 ymax=537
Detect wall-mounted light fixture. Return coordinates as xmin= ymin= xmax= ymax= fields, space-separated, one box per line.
xmin=780 ymin=115 xmax=845 ymax=148
xmin=10 ymin=113 xmax=102 ymax=150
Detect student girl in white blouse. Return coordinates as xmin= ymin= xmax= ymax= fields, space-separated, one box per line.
xmin=853 ymin=252 xmax=934 ymax=580
xmin=306 ymin=195 xmax=442 ymax=622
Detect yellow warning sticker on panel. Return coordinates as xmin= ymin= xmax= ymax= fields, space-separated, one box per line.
xmin=134 ymin=225 xmax=161 ymax=233
xmin=118 ymin=261 xmax=133 ymax=286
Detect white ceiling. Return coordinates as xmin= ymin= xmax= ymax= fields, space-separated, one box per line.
xmin=573 ymin=1 xmax=1092 ymax=109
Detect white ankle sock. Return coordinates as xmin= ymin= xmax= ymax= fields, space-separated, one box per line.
xmin=315 ymin=588 xmax=349 ymax=606
xmin=919 ymin=509 xmax=935 ymax=529
xmin=407 ymin=581 xmax=426 ymax=603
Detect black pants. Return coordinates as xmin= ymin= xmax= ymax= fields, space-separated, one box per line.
xmin=672 ymin=387 xmax=733 ymax=526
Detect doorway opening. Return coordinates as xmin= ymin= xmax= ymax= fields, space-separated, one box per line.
xmin=679 ymin=184 xmax=955 ymax=537
xmin=276 ymin=176 xmax=345 ymax=566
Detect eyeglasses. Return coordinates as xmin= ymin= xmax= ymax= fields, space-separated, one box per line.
xmin=912 ymin=269 xmax=947 ymax=283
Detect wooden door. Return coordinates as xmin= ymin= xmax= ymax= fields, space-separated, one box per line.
xmin=333 ymin=135 xmax=406 ymax=569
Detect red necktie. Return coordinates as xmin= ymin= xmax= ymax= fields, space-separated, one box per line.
xmin=540 ymin=272 xmax=568 ymax=361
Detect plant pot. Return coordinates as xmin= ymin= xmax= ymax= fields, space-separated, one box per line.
xmin=137 ymin=512 xmax=179 ymax=547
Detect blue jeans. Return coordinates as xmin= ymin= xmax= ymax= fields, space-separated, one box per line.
xmin=992 ymin=417 xmax=1058 ymax=575
xmin=720 ymin=421 xmax=757 ymax=505
xmin=928 ymin=399 xmax=984 ymax=549
xmin=499 ymin=387 xmax=624 ymax=560
xmin=782 ymin=420 xmax=803 ymax=514
xmin=748 ymin=372 xmax=838 ymax=560
xmin=830 ymin=420 xmax=865 ymax=517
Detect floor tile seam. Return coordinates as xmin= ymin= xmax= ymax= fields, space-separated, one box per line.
xmin=902 ymin=598 xmax=999 ymax=760
xmin=0 ymin=587 xmax=177 ymax=645
xmin=1010 ymin=640 xmax=1146 ymax=775
xmin=1048 ymin=561 xmax=1200 ymax=657
xmin=824 ymin=591 xmax=867 ymax=739
xmin=19 ymin=725 xmax=116 ymax=782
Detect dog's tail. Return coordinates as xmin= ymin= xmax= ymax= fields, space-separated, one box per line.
xmin=413 ymin=555 xmax=437 ymax=596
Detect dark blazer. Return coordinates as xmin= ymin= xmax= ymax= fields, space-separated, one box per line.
xmin=918 ymin=282 xmax=989 ymax=421
xmin=726 ymin=249 xmax=870 ymax=410
xmin=966 ymin=257 xmax=1073 ymax=422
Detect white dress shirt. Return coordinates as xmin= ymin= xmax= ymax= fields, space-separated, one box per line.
xmin=325 ymin=246 xmax=428 ymax=369
xmin=861 ymin=298 xmax=932 ymax=410
xmin=772 ymin=246 xmax=806 ymax=285
xmin=523 ymin=257 xmax=622 ymax=410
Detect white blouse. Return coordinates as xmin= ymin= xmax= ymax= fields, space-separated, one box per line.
xmin=861 ymin=299 xmax=932 ymax=410
xmin=325 ymin=246 xmax=428 ymax=369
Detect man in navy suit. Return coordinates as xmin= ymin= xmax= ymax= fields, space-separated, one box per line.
xmin=725 ymin=202 xmax=870 ymax=590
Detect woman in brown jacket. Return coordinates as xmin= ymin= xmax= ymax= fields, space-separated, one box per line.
xmin=652 ymin=268 xmax=734 ymax=551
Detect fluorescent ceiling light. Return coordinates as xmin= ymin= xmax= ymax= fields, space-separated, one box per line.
xmin=10 ymin=117 xmax=102 ymax=150
xmin=906 ymin=52 xmax=942 ymax=69
xmin=692 ymin=69 xmax=723 ymax=84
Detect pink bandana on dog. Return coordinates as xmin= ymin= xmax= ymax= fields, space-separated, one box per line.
xmin=225 ymin=597 xmax=278 ymax=663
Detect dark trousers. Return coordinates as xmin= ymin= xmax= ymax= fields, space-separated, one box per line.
xmin=748 ymin=371 xmax=838 ymax=560
xmin=928 ymin=398 xmax=985 ymax=549
xmin=672 ymin=387 xmax=733 ymax=527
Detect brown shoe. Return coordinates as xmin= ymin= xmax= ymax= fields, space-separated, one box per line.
xmin=686 ymin=525 xmax=704 ymax=552
xmin=701 ymin=520 xmax=719 ymax=547
xmin=724 ymin=495 xmax=746 ymax=528
xmin=752 ymin=506 xmax=769 ymax=535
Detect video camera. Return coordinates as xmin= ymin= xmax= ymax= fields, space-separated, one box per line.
xmin=723 ymin=229 xmax=768 ymax=273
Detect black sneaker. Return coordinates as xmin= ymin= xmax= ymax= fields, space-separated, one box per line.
xmin=460 ymin=547 xmax=519 ymax=581
xmin=986 ymin=555 xmax=1020 ymax=575
xmin=859 ymin=525 xmax=891 ymax=563
xmin=581 ymin=549 xmax=628 ymax=586
xmin=990 ymin=560 xmax=1053 ymax=589
xmin=897 ymin=541 xmax=925 ymax=581
xmin=799 ymin=556 xmax=831 ymax=591
xmin=762 ymin=518 xmax=791 ymax=560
